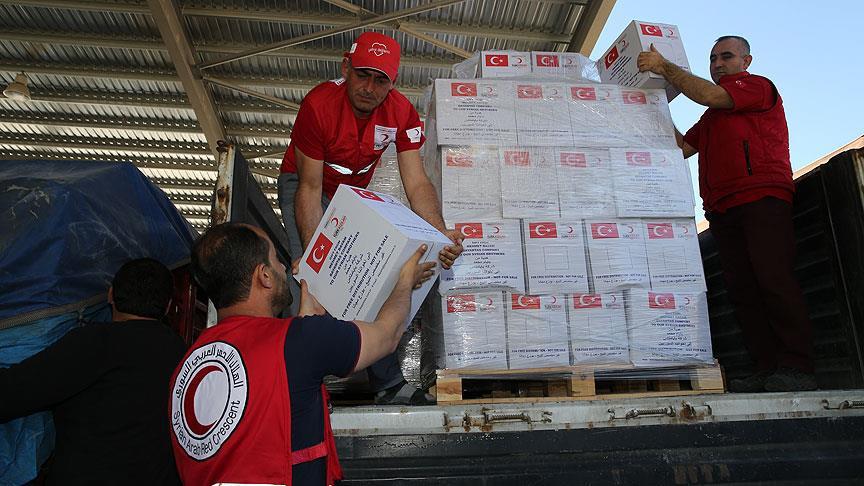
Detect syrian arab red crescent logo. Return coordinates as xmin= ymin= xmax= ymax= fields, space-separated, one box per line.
xmin=306 ymin=233 xmax=333 ymax=273
xmin=171 ymin=342 xmax=248 ymax=460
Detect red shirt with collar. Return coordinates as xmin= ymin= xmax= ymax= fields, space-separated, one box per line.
xmin=281 ymin=79 xmax=425 ymax=199
xmin=683 ymin=71 xmax=794 ymax=213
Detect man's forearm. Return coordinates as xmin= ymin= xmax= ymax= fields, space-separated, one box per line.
xmin=659 ymin=60 xmax=732 ymax=109
xmin=374 ymin=278 xmax=412 ymax=350
xmin=407 ymin=181 xmax=447 ymax=232
xmin=294 ymin=185 xmax=324 ymax=251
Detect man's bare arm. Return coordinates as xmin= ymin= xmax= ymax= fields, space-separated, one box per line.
xmin=637 ymin=45 xmax=734 ymax=110
xmin=294 ymin=147 xmax=326 ymax=252
xmin=675 ymin=127 xmax=698 ymax=158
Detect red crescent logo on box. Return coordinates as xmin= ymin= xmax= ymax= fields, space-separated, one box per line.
xmin=591 ymin=223 xmax=619 ymax=239
xmin=560 ymin=152 xmax=587 ymax=167
xmin=571 ymin=86 xmax=597 ymax=101
xmin=604 ymin=46 xmax=619 ymax=68
xmin=626 ymin=151 xmax=652 ymax=166
xmin=485 ymin=54 xmax=509 ymax=66
xmin=352 ymin=187 xmax=385 ymax=201
xmin=529 ymin=222 xmax=558 ymax=239
xmin=456 ymin=222 xmax=483 ymax=239
xmin=446 ymin=153 xmax=474 ymax=167
xmin=447 ymin=294 xmax=476 ymax=313
xmin=306 ymin=233 xmax=333 ymax=273
xmin=622 ymin=90 xmax=648 ymax=105
xmin=649 ymin=292 xmax=676 ymax=309
xmin=572 ymin=294 xmax=602 ymax=309
xmin=517 ymin=85 xmax=542 ymax=99
xmin=647 ymin=222 xmax=674 ymax=239
xmin=451 ymin=82 xmax=477 ymax=97
xmin=640 ymin=24 xmax=663 ymax=37
xmin=536 ymin=54 xmax=559 ymax=67
xmin=511 ymin=294 xmax=541 ymax=310
xmin=504 ymin=150 xmax=530 ymax=166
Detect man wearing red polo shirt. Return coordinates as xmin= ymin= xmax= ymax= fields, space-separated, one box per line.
xmin=637 ymin=36 xmax=816 ymax=392
xmin=278 ymin=32 xmax=462 ymax=405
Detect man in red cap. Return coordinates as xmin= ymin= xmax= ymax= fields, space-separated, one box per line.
xmin=278 ymin=31 xmax=462 ymax=405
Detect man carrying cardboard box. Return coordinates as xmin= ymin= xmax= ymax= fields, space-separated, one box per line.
xmin=637 ymin=36 xmax=815 ymax=392
xmin=278 ymin=31 xmax=463 ymax=405
xmin=170 ymin=223 xmax=434 ymax=485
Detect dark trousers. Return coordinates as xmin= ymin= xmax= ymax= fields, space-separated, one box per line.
xmin=278 ymin=173 xmax=405 ymax=392
xmin=707 ymin=197 xmax=814 ymax=373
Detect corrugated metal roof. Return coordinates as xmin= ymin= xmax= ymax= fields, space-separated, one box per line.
xmin=0 ymin=0 xmax=614 ymax=230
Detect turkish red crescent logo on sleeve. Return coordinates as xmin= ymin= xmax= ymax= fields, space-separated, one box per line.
xmin=591 ymin=223 xmax=619 ymax=239
xmin=647 ymin=222 xmax=674 ymax=239
xmin=511 ymin=293 xmax=541 ymax=310
xmin=626 ymin=151 xmax=652 ymax=166
xmin=560 ymin=152 xmax=587 ymax=167
xmin=572 ymin=294 xmax=602 ymax=309
xmin=485 ymin=54 xmax=509 ymax=67
xmin=536 ymin=54 xmax=559 ymax=67
xmin=571 ymin=86 xmax=597 ymax=101
xmin=649 ymin=292 xmax=676 ymax=309
xmin=446 ymin=153 xmax=474 ymax=167
xmin=504 ymin=150 xmax=530 ymax=166
xmin=447 ymin=294 xmax=477 ymax=313
xmin=517 ymin=85 xmax=542 ymax=99
xmin=456 ymin=223 xmax=483 ymax=239
xmin=306 ymin=233 xmax=333 ymax=273
xmin=604 ymin=46 xmax=619 ymax=68
xmin=451 ymin=82 xmax=477 ymax=97
xmin=640 ymin=24 xmax=663 ymax=37
xmin=622 ymin=90 xmax=648 ymax=104
xmin=529 ymin=222 xmax=558 ymax=239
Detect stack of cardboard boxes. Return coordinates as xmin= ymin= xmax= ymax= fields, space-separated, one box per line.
xmin=425 ymin=22 xmax=713 ymax=372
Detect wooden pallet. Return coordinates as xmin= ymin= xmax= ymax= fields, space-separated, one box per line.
xmin=434 ymin=362 xmax=725 ymax=405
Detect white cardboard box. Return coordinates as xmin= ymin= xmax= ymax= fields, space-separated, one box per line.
xmin=644 ymin=219 xmax=707 ymax=291
xmin=625 ymin=289 xmax=714 ymax=367
xmin=568 ymin=292 xmax=630 ymax=365
xmin=442 ymin=292 xmax=508 ymax=370
xmin=616 ymin=88 xmax=677 ymax=148
xmin=506 ymin=293 xmax=570 ymax=369
xmin=440 ymin=146 xmax=503 ymax=222
xmin=596 ymin=20 xmax=690 ymax=101
xmin=555 ymin=148 xmax=617 ymax=218
xmin=585 ymin=219 xmax=650 ymax=291
xmin=296 ymin=184 xmax=452 ymax=327
xmin=513 ymin=82 xmax=574 ymax=146
xmin=440 ymin=220 xmax=526 ymax=293
xmin=610 ymin=148 xmax=695 ymax=217
xmin=434 ymin=79 xmax=518 ymax=146
xmin=499 ymin=147 xmax=560 ymax=218
xmin=566 ymin=83 xmax=624 ymax=148
xmin=523 ymin=220 xmax=589 ymax=294
xmin=531 ymin=51 xmax=592 ymax=78
xmin=479 ymin=50 xmax=532 ymax=78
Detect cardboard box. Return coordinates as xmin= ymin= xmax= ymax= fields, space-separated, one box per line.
xmin=513 ymin=82 xmax=574 ymax=146
xmin=506 ymin=293 xmax=570 ymax=369
xmin=568 ymin=293 xmax=630 ymax=365
xmin=531 ymin=51 xmax=592 ymax=78
xmin=499 ymin=147 xmax=560 ymax=218
xmin=585 ymin=219 xmax=650 ymax=291
xmin=296 ymin=184 xmax=452 ymax=327
xmin=566 ymin=83 xmax=624 ymax=148
xmin=434 ymin=79 xmax=517 ymax=146
xmin=644 ymin=219 xmax=707 ymax=291
xmin=596 ymin=20 xmax=690 ymax=101
xmin=616 ymin=88 xmax=677 ymax=148
xmin=440 ymin=220 xmax=526 ymax=293
xmin=610 ymin=148 xmax=695 ymax=217
xmin=442 ymin=292 xmax=508 ymax=370
xmin=555 ymin=148 xmax=617 ymax=218
xmin=625 ymin=289 xmax=714 ymax=367
xmin=479 ymin=50 xmax=531 ymax=78
xmin=523 ymin=220 xmax=589 ymax=294
xmin=440 ymin=146 xmax=503 ymax=223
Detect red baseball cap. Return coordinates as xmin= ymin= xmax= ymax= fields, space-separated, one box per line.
xmin=346 ymin=32 xmax=401 ymax=82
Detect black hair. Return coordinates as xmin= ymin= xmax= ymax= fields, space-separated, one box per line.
xmin=112 ymin=258 xmax=173 ymax=319
xmin=191 ymin=223 xmax=270 ymax=309
xmin=715 ymin=35 xmax=751 ymax=56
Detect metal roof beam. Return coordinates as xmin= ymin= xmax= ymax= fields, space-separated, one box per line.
xmin=151 ymin=176 xmax=277 ymax=193
xmin=567 ymin=0 xmax=616 ymax=54
xmin=21 ymin=89 xmax=295 ymax=114
xmin=147 ymin=0 xmax=225 ymax=157
xmin=0 ymin=150 xmax=279 ymax=173
xmin=197 ymin=0 xmax=465 ymax=70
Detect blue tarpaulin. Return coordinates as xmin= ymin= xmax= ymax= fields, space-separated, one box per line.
xmin=0 ymin=160 xmax=198 ymax=484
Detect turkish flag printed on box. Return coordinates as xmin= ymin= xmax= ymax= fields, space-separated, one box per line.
xmin=528 ymin=222 xmax=558 ymax=239
xmin=485 ymin=53 xmax=509 ymax=66
xmin=447 ymin=294 xmax=477 ymax=313
xmin=640 ymin=23 xmax=663 ymax=36
xmin=591 ymin=222 xmax=620 ymax=239
xmin=450 ymin=82 xmax=477 ymax=97
xmin=572 ymin=293 xmax=602 ymax=309
xmin=511 ymin=293 xmax=541 ymax=310
xmin=604 ymin=46 xmax=619 ymax=69
xmin=455 ymin=222 xmax=484 ymax=239
xmin=535 ymin=54 xmax=559 ymax=67
xmin=305 ymin=233 xmax=333 ymax=274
